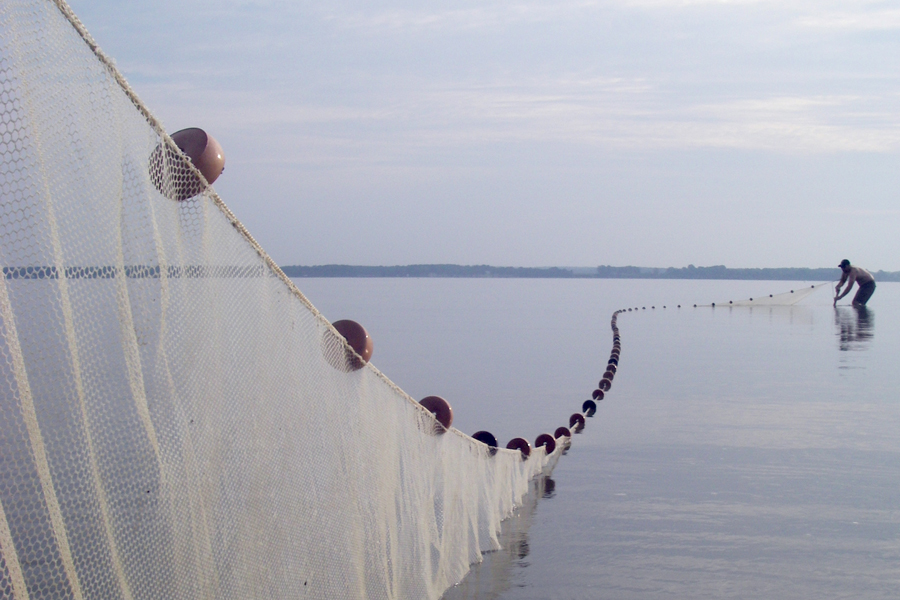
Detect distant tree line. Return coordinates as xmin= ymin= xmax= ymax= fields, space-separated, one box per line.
xmin=281 ymin=264 xmax=575 ymax=278
xmin=596 ymin=264 xmax=900 ymax=281
xmin=280 ymin=264 xmax=900 ymax=281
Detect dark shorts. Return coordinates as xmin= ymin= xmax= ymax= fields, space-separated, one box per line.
xmin=853 ymin=281 xmax=876 ymax=305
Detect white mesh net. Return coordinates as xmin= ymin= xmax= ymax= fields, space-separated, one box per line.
xmin=0 ymin=2 xmax=561 ymax=599
xmin=706 ymin=283 xmax=830 ymax=307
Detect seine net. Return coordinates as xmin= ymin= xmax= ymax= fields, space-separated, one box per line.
xmin=707 ymin=283 xmax=831 ymax=307
xmin=0 ymin=2 xmax=560 ymax=599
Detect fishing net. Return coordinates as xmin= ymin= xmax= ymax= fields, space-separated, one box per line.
xmin=705 ymin=282 xmax=831 ymax=307
xmin=0 ymin=2 xmax=561 ymax=599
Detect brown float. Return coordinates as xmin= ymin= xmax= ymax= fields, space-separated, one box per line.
xmin=506 ymin=438 xmax=531 ymax=459
xmin=569 ymin=413 xmax=586 ymax=430
xmin=554 ymin=426 xmax=572 ymax=439
xmin=419 ymin=396 xmax=453 ymax=433
xmin=149 ymin=127 xmax=225 ymax=201
xmin=534 ymin=433 xmax=556 ymax=455
xmin=331 ymin=320 xmax=373 ymax=370
xmin=472 ymin=431 xmax=498 ymax=456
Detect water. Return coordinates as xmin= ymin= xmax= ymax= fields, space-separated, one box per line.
xmin=294 ymin=278 xmax=900 ymax=599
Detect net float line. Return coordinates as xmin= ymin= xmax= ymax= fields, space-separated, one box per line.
xmin=325 ymin=313 xmax=598 ymax=455
xmin=601 ymin=283 xmax=830 ymax=435
xmin=325 ymin=317 xmax=595 ymax=456
xmin=614 ymin=283 xmax=829 ymax=316
xmin=578 ymin=308 xmax=624 ymax=421
xmin=698 ymin=283 xmax=831 ymax=307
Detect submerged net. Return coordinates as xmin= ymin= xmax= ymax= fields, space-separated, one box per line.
xmin=0 ymin=2 xmax=565 ymax=599
xmin=705 ymin=282 xmax=831 ymax=307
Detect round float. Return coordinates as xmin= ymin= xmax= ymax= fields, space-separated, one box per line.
xmin=506 ymin=437 xmax=531 ymax=459
xmin=569 ymin=413 xmax=586 ymax=429
xmin=554 ymin=426 xmax=571 ymax=439
xmin=172 ymin=128 xmax=224 ymax=183
xmin=472 ymin=431 xmax=498 ymax=456
xmin=599 ymin=378 xmax=611 ymax=391
xmin=149 ymin=127 xmax=225 ymax=201
xmin=331 ymin=320 xmax=373 ymax=369
xmin=419 ymin=396 xmax=453 ymax=433
xmin=592 ymin=389 xmax=604 ymax=400
xmin=535 ymin=433 xmax=556 ymax=455
xmin=603 ymin=370 xmax=615 ymax=381
xmin=323 ymin=319 xmax=373 ymax=372
xmin=582 ymin=399 xmax=597 ymax=415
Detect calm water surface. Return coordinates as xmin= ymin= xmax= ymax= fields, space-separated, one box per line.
xmin=294 ymin=278 xmax=900 ymax=600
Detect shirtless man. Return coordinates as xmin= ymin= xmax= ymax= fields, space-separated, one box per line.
xmin=834 ymin=259 xmax=876 ymax=306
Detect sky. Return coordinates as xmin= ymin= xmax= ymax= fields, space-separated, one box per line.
xmin=67 ymin=0 xmax=900 ymax=270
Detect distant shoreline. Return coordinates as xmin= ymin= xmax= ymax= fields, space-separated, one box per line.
xmin=281 ymin=264 xmax=900 ymax=282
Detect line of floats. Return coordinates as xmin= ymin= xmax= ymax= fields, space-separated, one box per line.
xmin=329 ymin=307 xmax=630 ymax=459
xmin=164 ymin=129 xmax=818 ymax=457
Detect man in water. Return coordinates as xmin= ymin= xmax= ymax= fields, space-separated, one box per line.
xmin=834 ymin=259 xmax=876 ymax=306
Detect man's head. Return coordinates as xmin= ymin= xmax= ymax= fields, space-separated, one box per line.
xmin=839 ymin=259 xmax=851 ymax=272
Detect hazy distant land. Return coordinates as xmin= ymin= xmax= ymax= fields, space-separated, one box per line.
xmin=282 ymin=264 xmax=900 ymax=282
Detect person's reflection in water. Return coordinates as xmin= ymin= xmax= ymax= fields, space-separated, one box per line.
xmin=835 ymin=306 xmax=874 ymax=351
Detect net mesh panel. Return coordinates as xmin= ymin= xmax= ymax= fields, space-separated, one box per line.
xmin=0 ymin=2 xmax=559 ymax=599
xmin=709 ymin=283 xmax=830 ymax=307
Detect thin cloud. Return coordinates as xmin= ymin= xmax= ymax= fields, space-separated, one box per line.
xmin=825 ymin=208 xmax=900 ymax=217
xmin=798 ymin=8 xmax=900 ymax=31
xmin=324 ymin=0 xmax=602 ymax=33
xmin=118 ymin=1 xmax=900 ymax=155
xmin=157 ymin=78 xmax=900 ymax=157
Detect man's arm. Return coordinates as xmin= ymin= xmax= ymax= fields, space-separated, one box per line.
xmin=835 ymin=272 xmax=857 ymax=304
xmin=835 ymin=271 xmax=848 ymax=293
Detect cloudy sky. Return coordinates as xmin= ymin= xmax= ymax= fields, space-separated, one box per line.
xmin=68 ymin=0 xmax=900 ymax=269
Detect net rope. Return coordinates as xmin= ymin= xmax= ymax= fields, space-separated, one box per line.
xmin=612 ymin=283 xmax=830 ymax=313
xmin=706 ymin=282 xmax=831 ymax=307
xmin=0 ymin=3 xmax=601 ymax=599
